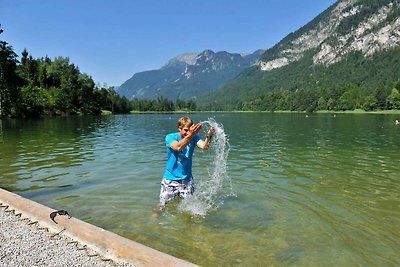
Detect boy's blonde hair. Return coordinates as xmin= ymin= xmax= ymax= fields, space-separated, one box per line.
xmin=178 ymin=117 xmax=193 ymax=128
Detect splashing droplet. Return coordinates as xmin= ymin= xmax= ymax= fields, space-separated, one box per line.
xmin=178 ymin=118 xmax=233 ymax=216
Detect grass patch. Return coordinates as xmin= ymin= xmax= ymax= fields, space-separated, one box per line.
xmin=316 ymin=109 xmax=400 ymax=114
xmin=101 ymin=110 xmax=113 ymax=115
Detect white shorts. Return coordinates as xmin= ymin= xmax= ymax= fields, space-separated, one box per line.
xmin=159 ymin=177 xmax=194 ymax=206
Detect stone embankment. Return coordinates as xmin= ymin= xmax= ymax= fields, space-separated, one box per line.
xmin=0 ymin=188 xmax=198 ymax=267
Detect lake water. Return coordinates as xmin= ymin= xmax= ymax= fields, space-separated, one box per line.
xmin=1 ymin=113 xmax=399 ymax=266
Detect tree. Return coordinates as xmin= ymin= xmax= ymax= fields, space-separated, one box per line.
xmin=339 ymin=85 xmax=366 ymax=110
xmin=363 ymin=94 xmax=378 ymax=111
xmin=175 ymin=99 xmax=186 ymax=110
xmin=155 ymin=97 xmax=174 ymax=111
xmin=77 ymin=73 xmax=99 ymax=114
xmin=278 ymin=90 xmax=293 ymax=111
xmin=186 ymin=98 xmax=197 ymax=111
xmin=116 ymin=96 xmax=131 ymax=113
xmin=38 ymin=60 xmax=49 ymax=89
xmin=108 ymin=87 xmax=119 ymax=114
xmin=317 ymin=96 xmax=327 ymax=110
xmin=387 ymin=88 xmax=400 ymax=109
xmin=327 ymin=97 xmax=336 ymax=110
xmin=17 ymin=50 xmax=39 ymax=86
xmin=0 ymin=25 xmax=19 ymax=117
xmin=17 ymin=85 xmax=49 ymax=118
xmin=374 ymin=86 xmax=391 ymax=110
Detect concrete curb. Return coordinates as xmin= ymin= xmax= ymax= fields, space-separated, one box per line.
xmin=0 ymin=188 xmax=198 ymax=267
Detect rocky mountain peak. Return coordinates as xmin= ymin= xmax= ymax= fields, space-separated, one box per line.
xmin=259 ymin=0 xmax=400 ymax=71
xmin=182 ymin=49 xmax=260 ymax=79
xmin=117 ymin=48 xmax=263 ymax=100
xmin=162 ymin=52 xmax=198 ymax=69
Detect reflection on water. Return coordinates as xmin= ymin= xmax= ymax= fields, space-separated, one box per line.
xmin=1 ymin=113 xmax=400 ymax=266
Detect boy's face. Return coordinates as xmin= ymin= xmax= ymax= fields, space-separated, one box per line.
xmin=178 ymin=123 xmax=192 ymax=138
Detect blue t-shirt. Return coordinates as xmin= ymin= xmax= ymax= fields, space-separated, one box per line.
xmin=163 ymin=132 xmax=201 ymax=180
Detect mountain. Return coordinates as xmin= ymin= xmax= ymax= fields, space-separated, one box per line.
xmin=203 ymin=0 xmax=400 ymax=109
xmin=117 ymin=49 xmax=264 ymax=100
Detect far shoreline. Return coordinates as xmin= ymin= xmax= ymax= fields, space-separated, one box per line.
xmin=123 ymin=109 xmax=400 ymax=115
xmin=3 ymin=109 xmax=399 ymax=119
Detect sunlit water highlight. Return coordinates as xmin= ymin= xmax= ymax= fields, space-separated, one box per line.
xmin=178 ymin=118 xmax=233 ymax=216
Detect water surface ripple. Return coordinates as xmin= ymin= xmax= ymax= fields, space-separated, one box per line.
xmin=1 ymin=113 xmax=399 ymax=266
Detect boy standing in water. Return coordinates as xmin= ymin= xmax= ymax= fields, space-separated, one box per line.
xmin=158 ymin=116 xmax=214 ymax=209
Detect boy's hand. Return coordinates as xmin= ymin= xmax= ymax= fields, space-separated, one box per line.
xmin=189 ymin=123 xmax=202 ymax=136
xmin=207 ymin=127 xmax=215 ymax=137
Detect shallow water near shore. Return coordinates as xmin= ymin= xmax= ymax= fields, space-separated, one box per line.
xmin=1 ymin=113 xmax=399 ymax=266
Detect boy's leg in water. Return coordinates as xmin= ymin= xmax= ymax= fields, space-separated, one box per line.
xmin=178 ymin=176 xmax=195 ymax=199
xmin=155 ymin=178 xmax=179 ymax=212
xmin=154 ymin=177 xmax=194 ymax=213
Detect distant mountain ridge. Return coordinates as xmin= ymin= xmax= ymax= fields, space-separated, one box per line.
xmin=117 ymin=49 xmax=264 ymax=100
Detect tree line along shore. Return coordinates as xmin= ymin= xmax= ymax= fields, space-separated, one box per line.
xmin=2 ymin=25 xmax=400 ymax=119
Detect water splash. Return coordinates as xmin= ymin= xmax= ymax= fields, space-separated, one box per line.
xmin=178 ymin=118 xmax=233 ymax=216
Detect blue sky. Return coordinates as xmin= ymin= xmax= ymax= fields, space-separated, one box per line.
xmin=1 ymin=0 xmax=336 ymax=87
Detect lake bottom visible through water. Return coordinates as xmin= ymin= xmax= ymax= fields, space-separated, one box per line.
xmin=0 ymin=113 xmax=399 ymax=266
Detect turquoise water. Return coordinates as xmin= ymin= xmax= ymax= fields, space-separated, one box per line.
xmin=1 ymin=113 xmax=399 ymax=266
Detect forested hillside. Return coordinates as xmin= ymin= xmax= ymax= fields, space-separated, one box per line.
xmin=204 ymin=46 xmax=400 ymax=111
xmin=200 ymin=0 xmax=400 ymax=111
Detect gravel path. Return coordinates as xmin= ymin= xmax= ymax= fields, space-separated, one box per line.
xmin=0 ymin=208 xmax=133 ymax=267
